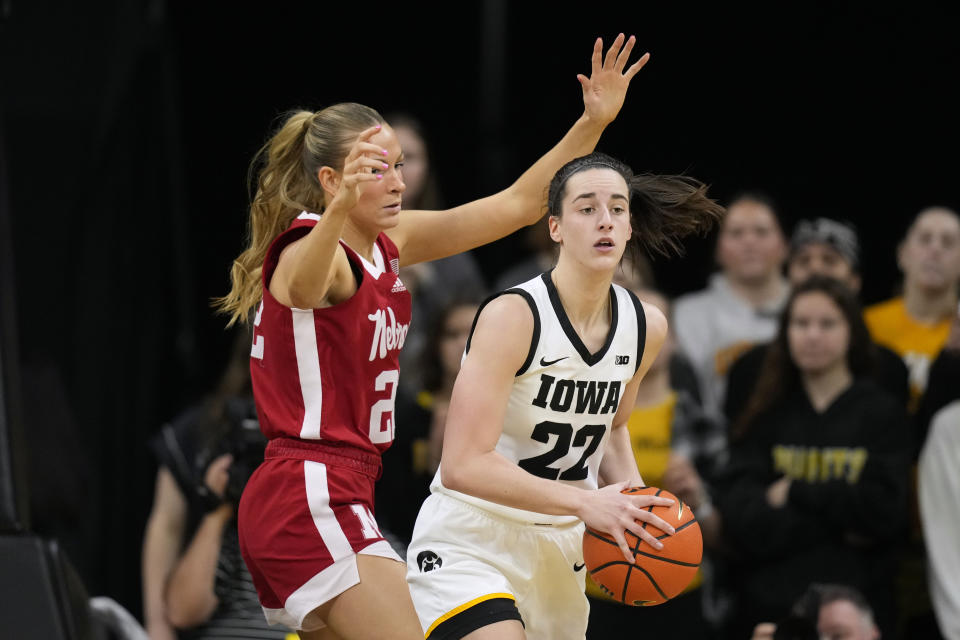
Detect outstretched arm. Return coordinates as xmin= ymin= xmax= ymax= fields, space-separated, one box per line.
xmin=389 ymin=34 xmax=650 ymax=265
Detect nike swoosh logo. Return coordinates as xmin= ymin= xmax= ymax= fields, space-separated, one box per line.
xmin=573 ymin=562 xmax=585 ymax=572
xmin=540 ymin=356 xmax=569 ymax=367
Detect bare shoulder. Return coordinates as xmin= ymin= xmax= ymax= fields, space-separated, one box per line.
xmin=473 ymin=293 xmax=535 ymax=340
xmin=639 ymin=299 xmax=668 ymax=345
xmin=466 ymin=293 xmax=535 ymax=368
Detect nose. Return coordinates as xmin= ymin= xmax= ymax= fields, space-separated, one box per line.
xmin=388 ymin=166 xmax=405 ymax=193
xmin=597 ymin=207 xmax=615 ymax=228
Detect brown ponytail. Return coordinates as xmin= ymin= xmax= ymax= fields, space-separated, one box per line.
xmin=214 ymin=103 xmax=384 ymax=326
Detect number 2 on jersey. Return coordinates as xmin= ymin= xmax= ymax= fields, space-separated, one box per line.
xmin=368 ymin=369 xmax=399 ymax=444
xmin=518 ymin=421 xmax=606 ymax=481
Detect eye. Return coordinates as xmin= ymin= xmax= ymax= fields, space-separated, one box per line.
xmin=579 ymin=207 xmax=594 ymax=215
xmin=395 ymin=162 xmax=405 ymax=170
xmin=612 ymin=206 xmax=626 ymax=215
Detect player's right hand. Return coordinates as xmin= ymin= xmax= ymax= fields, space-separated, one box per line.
xmin=329 ymin=124 xmax=389 ymax=212
xmin=579 ymin=481 xmax=676 ymax=563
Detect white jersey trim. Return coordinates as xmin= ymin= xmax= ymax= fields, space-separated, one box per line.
xmin=293 ymin=310 xmax=324 ymax=439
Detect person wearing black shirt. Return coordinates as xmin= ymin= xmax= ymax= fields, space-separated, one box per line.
xmin=718 ymin=276 xmax=911 ymax=640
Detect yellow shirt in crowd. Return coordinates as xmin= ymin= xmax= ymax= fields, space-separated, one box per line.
xmin=864 ymin=297 xmax=952 ymax=408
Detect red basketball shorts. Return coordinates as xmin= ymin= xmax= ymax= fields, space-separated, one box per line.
xmin=238 ymin=439 xmax=402 ymax=631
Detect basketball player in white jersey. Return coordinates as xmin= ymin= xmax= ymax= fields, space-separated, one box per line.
xmin=405 ymin=153 xmax=724 ymax=639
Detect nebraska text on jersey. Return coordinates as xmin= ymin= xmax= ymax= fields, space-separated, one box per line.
xmin=250 ymin=213 xmax=412 ymax=453
xmin=368 ymin=306 xmax=409 ymax=361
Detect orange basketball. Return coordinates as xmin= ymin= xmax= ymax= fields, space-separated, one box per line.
xmin=583 ymin=486 xmax=702 ymax=606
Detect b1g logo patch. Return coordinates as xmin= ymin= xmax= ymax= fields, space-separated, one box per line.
xmin=615 ymin=355 xmax=630 ymax=365
xmin=417 ymin=550 xmax=443 ymax=572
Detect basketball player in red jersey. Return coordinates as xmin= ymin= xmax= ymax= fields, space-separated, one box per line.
xmin=215 ymin=34 xmax=649 ymax=640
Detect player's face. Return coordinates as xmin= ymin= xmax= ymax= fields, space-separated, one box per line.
xmin=439 ymin=304 xmax=479 ymax=377
xmin=787 ymin=291 xmax=851 ymax=376
xmin=550 ymin=168 xmax=632 ymax=272
xmin=788 ymin=243 xmax=859 ymax=290
xmin=716 ymin=202 xmax=787 ymax=284
xmin=899 ymin=208 xmax=960 ymax=293
xmin=817 ymin=600 xmax=879 ymax=640
xmin=351 ymin=125 xmax=406 ymax=229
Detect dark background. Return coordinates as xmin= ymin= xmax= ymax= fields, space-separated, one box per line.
xmin=1 ymin=0 xmax=957 ymax=620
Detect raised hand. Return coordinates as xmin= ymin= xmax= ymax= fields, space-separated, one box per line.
xmin=329 ymin=124 xmax=389 ymax=212
xmin=579 ymin=481 xmax=676 ymax=563
xmin=578 ymin=33 xmax=649 ymax=126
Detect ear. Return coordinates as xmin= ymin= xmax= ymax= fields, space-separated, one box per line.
xmin=548 ymin=215 xmax=562 ymax=244
xmin=317 ymin=166 xmax=341 ymax=200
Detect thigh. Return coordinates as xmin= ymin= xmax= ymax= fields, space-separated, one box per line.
xmin=463 ymin=620 xmax=526 ymax=640
xmin=303 ymin=555 xmax=424 ymax=640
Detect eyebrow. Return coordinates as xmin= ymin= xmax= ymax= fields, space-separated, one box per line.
xmin=572 ymin=192 xmax=628 ymax=202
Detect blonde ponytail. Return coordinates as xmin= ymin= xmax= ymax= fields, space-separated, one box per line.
xmin=214 ymin=103 xmax=384 ymax=326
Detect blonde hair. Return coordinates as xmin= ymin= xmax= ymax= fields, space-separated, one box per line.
xmin=214 ymin=103 xmax=384 ymax=326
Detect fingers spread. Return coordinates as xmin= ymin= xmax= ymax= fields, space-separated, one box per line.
xmin=633 ymin=509 xmax=676 ymax=535
xmin=625 ymin=52 xmax=651 ymax=80
xmin=591 ymin=37 xmax=603 ymax=75
xmin=613 ymin=34 xmax=636 ymax=72
xmin=603 ymin=33 xmax=625 ymax=69
xmin=611 ymin=530 xmax=635 ymax=563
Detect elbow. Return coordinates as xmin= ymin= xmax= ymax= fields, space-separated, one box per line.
xmin=441 ymin=459 xmax=471 ymax=494
xmin=287 ymin=280 xmax=321 ymax=310
xmin=440 ymin=461 xmax=461 ymax=492
xmin=166 ymin=592 xmax=217 ymax=629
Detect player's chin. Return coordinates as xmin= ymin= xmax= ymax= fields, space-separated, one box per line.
xmin=378 ymin=208 xmax=402 ymax=227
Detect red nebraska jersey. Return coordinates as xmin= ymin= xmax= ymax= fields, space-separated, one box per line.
xmin=250 ymin=212 xmax=411 ymax=455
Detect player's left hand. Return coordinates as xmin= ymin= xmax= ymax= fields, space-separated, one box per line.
xmin=579 ymin=33 xmax=650 ymax=125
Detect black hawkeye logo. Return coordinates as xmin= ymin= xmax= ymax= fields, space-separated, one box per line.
xmin=540 ymin=356 xmax=569 ymax=367
xmin=417 ymin=550 xmax=443 ymax=573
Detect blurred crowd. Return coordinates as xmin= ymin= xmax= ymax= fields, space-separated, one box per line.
xmin=140 ymin=114 xmax=960 ymax=640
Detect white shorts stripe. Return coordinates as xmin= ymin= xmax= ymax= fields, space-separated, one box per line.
xmin=292 ymin=310 xmax=323 ymax=439
xmin=304 ymin=462 xmax=353 ymax=560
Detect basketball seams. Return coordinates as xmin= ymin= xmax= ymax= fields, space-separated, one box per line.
xmin=582 ymin=486 xmax=703 ymax=606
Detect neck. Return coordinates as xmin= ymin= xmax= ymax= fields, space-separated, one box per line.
xmin=550 ymin=259 xmax=612 ymax=327
xmin=726 ymin=272 xmax=787 ymax=308
xmin=633 ymin=367 xmax=671 ymax=408
xmin=801 ymin=362 xmax=853 ymax=412
xmin=903 ymin=283 xmax=958 ymax=325
xmin=341 ymin=220 xmax=379 ymax=262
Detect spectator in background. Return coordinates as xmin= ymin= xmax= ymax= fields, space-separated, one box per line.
xmin=585 ymin=288 xmax=721 ymax=640
xmin=751 ymin=583 xmax=881 ymax=640
xmin=863 ymin=206 xmax=959 ymax=640
xmin=725 ymin=217 xmax=909 ymax=426
xmin=386 ymin=112 xmax=488 ymax=393
xmin=141 ymin=329 xmax=289 ymax=640
xmin=919 ymin=397 xmax=960 ymax=640
xmin=493 ymin=219 xmax=558 ymax=291
xmin=377 ymin=293 xmax=484 ymax=551
xmin=718 ymin=276 xmax=910 ymax=639
xmin=673 ymin=191 xmax=789 ymax=421
xmin=864 ymin=206 xmax=960 ymax=409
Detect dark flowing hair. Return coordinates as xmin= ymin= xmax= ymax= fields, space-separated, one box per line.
xmin=546 ymin=152 xmax=726 ymax=264
xmin=732 ymin=275 xmax=878 ymax=440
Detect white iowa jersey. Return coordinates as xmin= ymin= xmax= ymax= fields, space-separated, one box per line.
xmin=433 ymin=271 xmax=647 ymax=525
